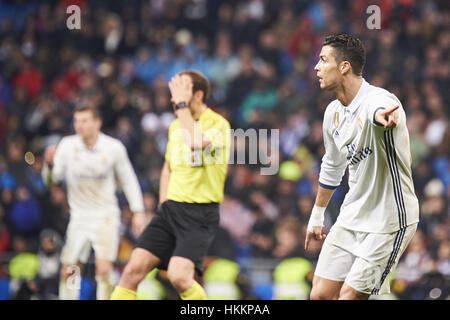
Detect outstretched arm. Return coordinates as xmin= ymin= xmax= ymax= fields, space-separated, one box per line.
xmin=373 ymin=105 xmax=399 ymax=128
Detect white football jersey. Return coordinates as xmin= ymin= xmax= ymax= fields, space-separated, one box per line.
xmin=42 ymin=133 xmax=144 ymax=222
xmin=319 ymin=79 xmax=419 ymax=233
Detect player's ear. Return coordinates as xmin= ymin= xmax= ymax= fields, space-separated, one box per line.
xmin=97 ymin=118 xmax=103 ymax=129
xmin=340 ymin=61 xmax=351 ymax=75
xmin=193 ymin=90 xmax=204 ymax=103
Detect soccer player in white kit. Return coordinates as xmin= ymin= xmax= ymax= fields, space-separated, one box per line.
xmin=304 ymin=34 xmax=419 ymax=300
xmin=42 ymin=105 xmax=147 ymax=300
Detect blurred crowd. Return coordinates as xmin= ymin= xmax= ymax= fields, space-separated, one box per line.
xmin=0 ymin=0 xmax=448 ymax=300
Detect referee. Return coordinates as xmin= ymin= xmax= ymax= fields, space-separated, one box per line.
xmin=111 ymin=70 xmax=231 ymax=300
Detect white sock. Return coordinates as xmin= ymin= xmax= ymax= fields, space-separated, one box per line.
xmin=59 ymin=279 xmax=80 ymax=300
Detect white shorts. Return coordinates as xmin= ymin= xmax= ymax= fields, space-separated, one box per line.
xmin=314 ymin=222 xmax=417 ymax=295
xmin=61 ymin=216 xmax=120 ymax=265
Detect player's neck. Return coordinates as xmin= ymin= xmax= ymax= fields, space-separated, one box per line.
xmin=191 ymin=103 xmax=207 ymax=120
xmin=82 ymin=132 xmax=99 ymax=150
xmin=334 ymin=76 xmax=363 ymax=107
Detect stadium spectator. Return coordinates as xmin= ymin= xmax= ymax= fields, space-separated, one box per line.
xmin=6 ymin=186 xmax=42 ymax=245
xmin=34 ymin=229 xmax=62 ymax=300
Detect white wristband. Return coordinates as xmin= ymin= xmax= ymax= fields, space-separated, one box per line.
xmin=307 ymin=205 xmax=326 ymax=232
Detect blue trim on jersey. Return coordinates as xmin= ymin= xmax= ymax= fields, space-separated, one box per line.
xmin=373 ymin=107 xmax=386 ymax=126
xmin=318 ymin=182 xmax=339 ymax=190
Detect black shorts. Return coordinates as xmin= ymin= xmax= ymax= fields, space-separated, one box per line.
xmin=136 ymin=200 xmax=219 ymax=275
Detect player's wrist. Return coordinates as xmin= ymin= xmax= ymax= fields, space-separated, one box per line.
xmin=173 ymin=102 xmax=190 ymax=115
xmin=172 ymin=99 xmax=189 ymax=106
xmin=307 ymin=205 xmax=326 ymax=232
xmin=373 ymin=107 xmax=386 ymax=126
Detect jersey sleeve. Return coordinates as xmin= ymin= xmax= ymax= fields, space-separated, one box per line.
xmin=366 ymin=93 xmax=402 ymax=126
xmin=42 ymin=137 xmax=69 ymax=185
xmin=114 ymin=142 xmax=144 ymax=213
xmin=318 ymin=107 xmax=348 ymax=189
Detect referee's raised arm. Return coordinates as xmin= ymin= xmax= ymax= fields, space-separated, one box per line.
xmin=169 ymin=74 xmax=212 ymax=150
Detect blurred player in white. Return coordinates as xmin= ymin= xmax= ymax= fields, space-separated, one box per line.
xmin=42 ymin=105 xmax=147 ymax=300
xmin=305 ymin=34 xmax=419 ymax=300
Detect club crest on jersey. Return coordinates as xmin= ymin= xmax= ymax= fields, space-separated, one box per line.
xmin=333 ymin=112 xmax=340 ymax=128
xmin=357 ymin=116 xmax=363 ymax=128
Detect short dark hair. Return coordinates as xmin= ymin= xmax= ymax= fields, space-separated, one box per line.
xmin=323 ymin=34 xmax=366 ymax=76
xmin=179 ymin=70 xmax=210 ymax=103
xmin=73 ymin=104 xmax=101 ymax=119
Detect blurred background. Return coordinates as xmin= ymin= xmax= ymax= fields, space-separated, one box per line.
xmin=0 ymin=0 xmax=448 ymax=300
